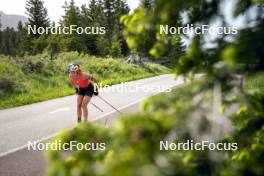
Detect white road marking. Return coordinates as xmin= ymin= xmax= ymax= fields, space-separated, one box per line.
xmin=49 ymin=108 xmax=70 ymax=114
xmin=0 ymin=134 xmax=58 ymax=158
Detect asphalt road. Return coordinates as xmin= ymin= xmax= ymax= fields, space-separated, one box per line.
xmin=0 ymin=74 xmax=184 ymax=176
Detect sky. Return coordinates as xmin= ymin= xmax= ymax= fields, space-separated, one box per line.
xmin=0 ymin=0 xmax=140 ymax=23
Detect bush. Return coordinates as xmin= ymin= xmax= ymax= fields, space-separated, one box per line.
xmin=109 ymin=41 xmax=122 ymax=57
xmin=22 ymin=60 xmax=44 ymax=73
xmin=0 ymin=76 xmax=14 ymax=96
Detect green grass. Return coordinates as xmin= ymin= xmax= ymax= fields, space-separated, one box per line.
xmin=0 ymin=52 xmax=170 ymax=109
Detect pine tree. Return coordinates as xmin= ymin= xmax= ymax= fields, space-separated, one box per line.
xmin=16 ymin=21 xmax=24 ymax=56
xmin=62 ymin=0 xmax=81 ymax=26
xmin=113 ymin=0 xmax=130 ymax=55
xmin=166 ymin=37 xmax=186 ymax=66
xmin=99 ymin=0 xmax=114 ymax=49
xmin=17 ymin=21 xmax=23 ymax=31
xmin=61 ymin=0 xmax=86 ymax=52
xmin=80 ymin=1 xmax=102 ymax=55
xmin=126 ymin=0 xmax=156 ymax=57
xmin=96 ymin=0 xmax=129 ymax=56
xmin=26 ymin=0 xmax=50 ymax=36
xmin=81 ymin=0 xmax=100 ymax=24
xmin=24 ymin=0 xmax=50 ymax=54
xmin=0 ymin=27 xmax=18 ymax=56
xmin=0 ymin=15 xmax=2 ymax=54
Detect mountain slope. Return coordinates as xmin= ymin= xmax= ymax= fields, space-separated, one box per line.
xmin=0 ymin=11 xmax=27 ymax=29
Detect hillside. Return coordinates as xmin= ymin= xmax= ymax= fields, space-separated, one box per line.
xmin=0 ymin=52 xmax=170 ymax=109
xmin=0 ymin=11 xmax=27 ymax=29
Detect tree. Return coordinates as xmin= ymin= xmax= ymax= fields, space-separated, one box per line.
xmin=16 ymin=21 xmax=24 ymax=56
xmin=57 ymin=0 xmax=130 ymax=56
xmin=61 ymin=0 xmax=86 ymax=53
xmin=25 ymin=0 xmax=50 ymax=54
xmin=98 ymin=0 xmax=129 ymax=56
xmin=78 ymin=0 xmax=130 ymax=56
xmin=123 ymin=0 xmax=157 ymax=57
xmin=81 ymin=0 xmax=101 ymax=24
xmin=62 ymin=0 xmax=81 ymax=26
xmin=25 ymin=0 xmax=50 ymax=36
xmin=113 ymin=0 xmax=130 ymax=55
xmin=165 ymin=37 xmax=186 ymax=67
xmin=0 ymin=27 xmax=18 ymax=56
xmin=79 ymin=0 xmax=102 ymax=55
xmin=0 ymin=15 xmax=2 ymax=53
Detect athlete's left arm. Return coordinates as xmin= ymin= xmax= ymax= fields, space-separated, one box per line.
xmin=84 ymin=73 xmax=99 ymax=84
xmin=84 ymin=73 xmax=99 ymax=95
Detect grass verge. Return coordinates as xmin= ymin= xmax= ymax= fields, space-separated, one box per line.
xmin=0 ymin=52 xmax=170 ymax=109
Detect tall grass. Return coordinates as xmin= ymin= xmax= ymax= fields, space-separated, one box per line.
xmin=0 ymin=52 xmax=170 ymax=109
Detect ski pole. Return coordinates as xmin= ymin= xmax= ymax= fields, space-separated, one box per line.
xmin=91 ymin=102 xmax=104 ymax=112
xmin=97 ymin=95 xmax=122 ymax=114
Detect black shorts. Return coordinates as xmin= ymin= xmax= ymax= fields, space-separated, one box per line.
xmin=77 ymin=83 xmax=95 ymax=97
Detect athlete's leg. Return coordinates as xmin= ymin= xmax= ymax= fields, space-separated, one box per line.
xmin=77 ymin=95 xmax=84 ymax=123
xmin=81 ymin=96 xmax=92 ymax=122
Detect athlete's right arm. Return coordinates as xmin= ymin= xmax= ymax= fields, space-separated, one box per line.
xmin=69 ymin=75 xmax=78 ymax=94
